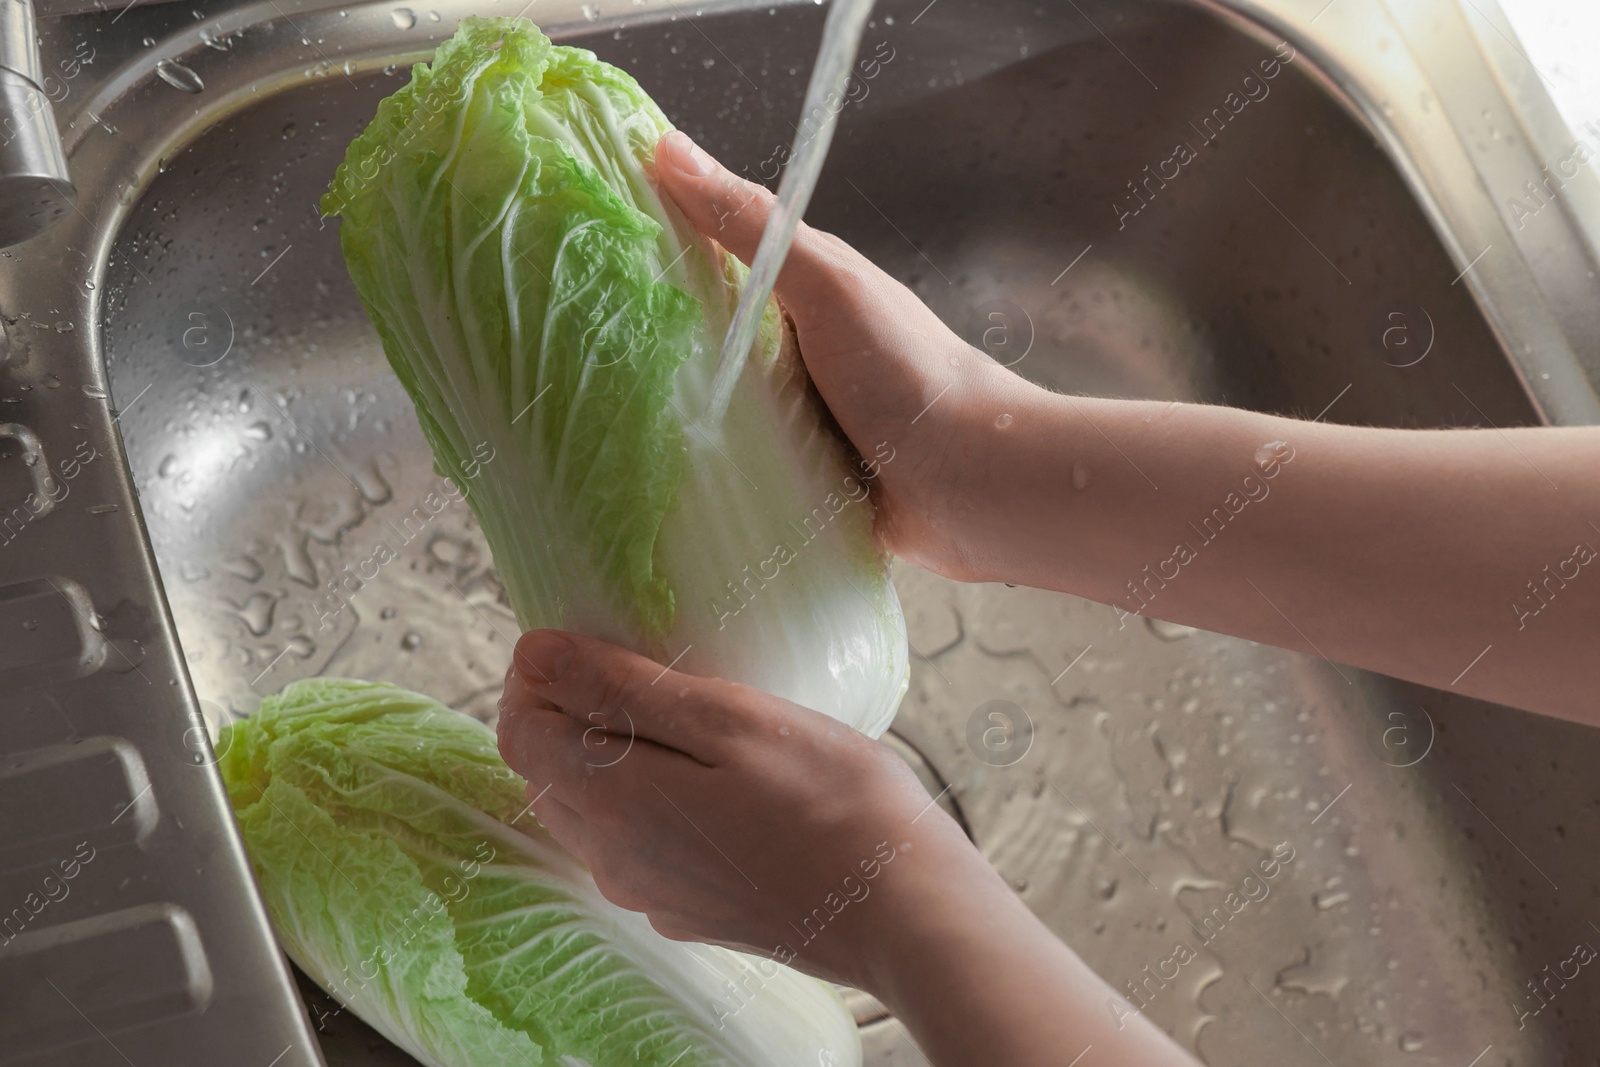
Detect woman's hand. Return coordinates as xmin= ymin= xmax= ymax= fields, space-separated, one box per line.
xmin=653 ymin=130 xmax=1035 ymax=583
xmin=494 ymin=627 xmax=979 ymax=991
xmin=496 ymin=628 xmax=1201 ymax=1066
xmin=654 ymin=131 xmax=1600 ymax=723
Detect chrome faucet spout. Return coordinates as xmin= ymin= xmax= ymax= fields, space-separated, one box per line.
xmin=0 ymin=0 xmax=73 ymax=248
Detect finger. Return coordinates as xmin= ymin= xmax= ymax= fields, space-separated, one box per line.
xmin=645 ymin=911 xmax=757 ymax=956
xmin=511 ymin=629 xmax=775 ymax=763
xmin=497 ymin=671 xmax=561 ymax=773
xmin=496 ymin=703 xmax=602 ymax=806
xmin=500 ymin=694 xmax=684 ymax=816
xmin=528 ymin=792 xmax=589 ymax=856
xmin=647 ymin=913 xmax=699 ymax=943
xmin=499 ymin=664 xmax=558 ymax=720
xmin=586 ymin=859 xmax=655 ymax=915
xmin=653 ymin=130 xmax=858 ymax=311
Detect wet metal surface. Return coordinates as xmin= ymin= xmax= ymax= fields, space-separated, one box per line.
xmin=62 ymin=0 xmax=1600 ymax=1063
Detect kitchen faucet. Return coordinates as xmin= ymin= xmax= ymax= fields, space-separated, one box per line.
xmin=0 ymin=0 xmax=73 ymax=248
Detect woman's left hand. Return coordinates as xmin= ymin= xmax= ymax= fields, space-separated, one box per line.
xmin=494 ymin=628 xmax=976 ymax=991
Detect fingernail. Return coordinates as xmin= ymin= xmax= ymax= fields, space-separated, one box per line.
xmin=664 ymin=130 xmax=714 ymax=177
xmin=515 ymin=630 xmax=574 ymax=683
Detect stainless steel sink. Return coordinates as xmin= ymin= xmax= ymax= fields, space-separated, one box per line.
xmin=4 ymin=0 xmax=1599 ymax=1064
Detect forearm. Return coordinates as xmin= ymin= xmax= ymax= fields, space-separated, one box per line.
xmin=947 ymin=373 xmax=1600 ymax=721
xmin=861 ymin=837 xmax=1196 ymax=1067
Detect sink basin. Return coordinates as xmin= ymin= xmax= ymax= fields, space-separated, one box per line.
xmin=3 ymin=0 xmax=1597 ymax=1064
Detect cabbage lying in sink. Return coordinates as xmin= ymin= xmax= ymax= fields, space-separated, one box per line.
xmin=320 ymin=14 xmax=907 ymax=738
xmin=219 ymin=678 xmax=861 ymax=1067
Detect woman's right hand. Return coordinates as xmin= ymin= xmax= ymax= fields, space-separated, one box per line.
xmin=653 ymin=130 xmax=1035 ymax=584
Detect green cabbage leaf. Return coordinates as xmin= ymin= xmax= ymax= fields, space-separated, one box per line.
xmin=321 ymin=15 xmax=907 ymax=737
xmin=219 ymin=678 xmax=862 ymax=1067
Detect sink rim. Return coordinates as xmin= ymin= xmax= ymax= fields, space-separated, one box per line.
xmin=3 ymin=0 xmax=1596 ymax=1063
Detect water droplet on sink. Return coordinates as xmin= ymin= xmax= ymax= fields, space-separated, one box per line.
xmin=243 ymin=421 xmax=272 ymax=441
xmin=222 ymin=554 xmax=265 ymax=582
xmin=1277 ymin=946 xmax=1349 ymax=999
xmin=581 ymin=3 xmax=601 ymax=19
xmin=351 ymin=459 xmax=393 ymax=505
xmin=155 ymin=59 xmax=205 ymax=94
xmin=86 ymin=503 xmax=118 ymax=515
xmin=1399 ymin=1032 xmax=1424 ymax=1053
xmin=400 ymin=631 xmax=422 ymax=651
xmin=427 ymin=533 xmax=478 ymax=573
xmin=1161 ymin=400 xmax=1183 ymax=418
xmin=82 ymin=384 xmax=107 ymax=399
xmin=994 ymin=413 xmax=1013 ymax=429
xmin=54 ymin=321 xmax=73 ymax=333
xmin=236 ymin=591 xmax=278 ymax=637
xmin=390 ymin=7 xmax=415 ymax=28
xmin=278 ymin=531 xmax=318 ymax=587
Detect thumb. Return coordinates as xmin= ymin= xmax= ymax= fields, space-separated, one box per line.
xmin=653 ymin=130 xmax=850 ymax=310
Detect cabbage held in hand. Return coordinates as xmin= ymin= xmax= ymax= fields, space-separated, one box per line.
xmin=322 ymin=16 xmax=907 ymax=737
xmin=219 ymin=678 xmax=862 ymax=1067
